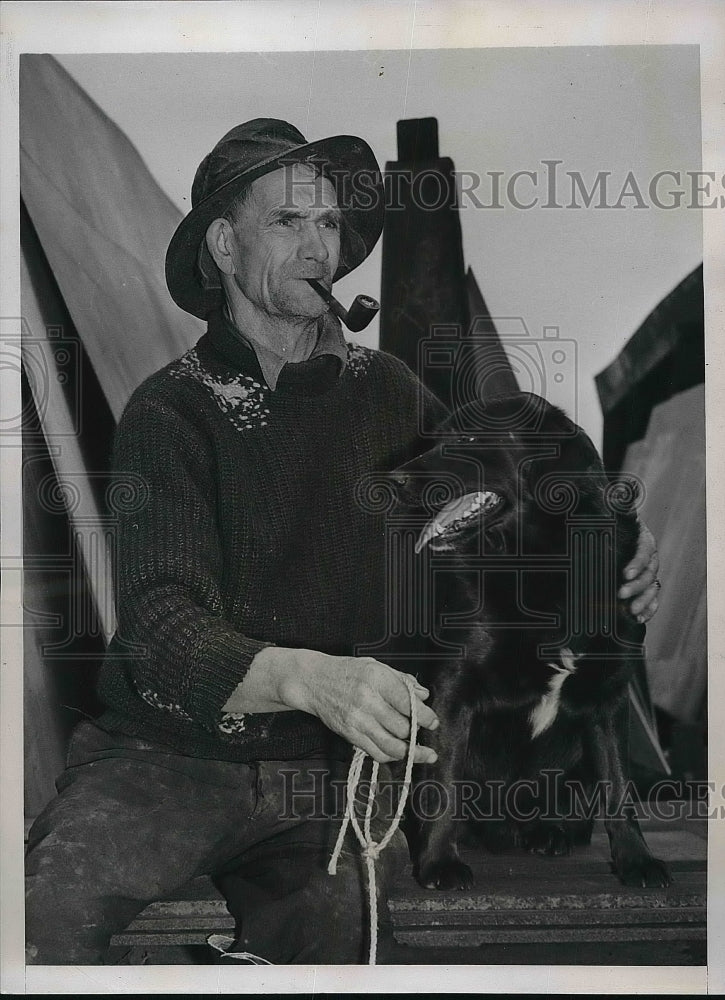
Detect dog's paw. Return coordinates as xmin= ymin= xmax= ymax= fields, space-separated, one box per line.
xmin=416 ymin=857 xmax=475 ymax=891
xmin=517 ymin=823 xmax=572 ymax=857
xmin=614 ymin=855 xmax=671 ymax=888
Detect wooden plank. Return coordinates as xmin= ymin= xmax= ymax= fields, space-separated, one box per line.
xmin=393 ymin=906 xmax=705 ymax=928
xmin=112 ymin=906 xmax=234 ymax=948
xmin=381 ymin=937 xmax=704 ymax=967
xmin=395 ymin=925 xmax=705 ymax=947
xmin=110 ymin=877 xmax=232 ymax=948
xmin=113 ymin=929 xmax=229 ymax=948
xmin=391 ymin=870 xmax=706 ymax=913
xmin=388 ymin=820 xmax=705 ymax=950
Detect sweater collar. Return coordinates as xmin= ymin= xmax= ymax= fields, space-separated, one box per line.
xmin=205 ymin=309 xmax=347 ymax=395
xmin=206 ymin=308 xmax=347 ymax=391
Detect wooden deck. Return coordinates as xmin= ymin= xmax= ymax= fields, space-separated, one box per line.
xmin=110 ymin=812 xmax=706 ymax=965
xmin=385 ymin=814 xmax=706 ymax=965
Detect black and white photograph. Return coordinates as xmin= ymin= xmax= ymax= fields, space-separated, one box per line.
xmin=1 ymin=1 xmax=723 ymax=994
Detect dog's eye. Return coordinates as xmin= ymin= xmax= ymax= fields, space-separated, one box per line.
xmin=458 ymin=436 xmax=476 ymax=444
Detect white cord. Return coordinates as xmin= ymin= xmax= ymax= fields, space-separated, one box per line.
xmin=207 ymin=933 xmax=273 ymax=964
xmin=327 ymin=676 xmax=419 ymax=965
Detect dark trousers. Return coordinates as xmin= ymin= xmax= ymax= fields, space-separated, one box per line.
xmin=25 ymin=721 xmax=408 ymax=964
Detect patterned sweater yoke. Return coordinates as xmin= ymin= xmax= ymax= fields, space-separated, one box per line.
xmin=96 ymin=309 xmax=448 ymax=762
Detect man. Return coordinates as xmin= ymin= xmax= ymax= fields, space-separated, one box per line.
xmin=25 ymin=119 xmax=660 ymax=965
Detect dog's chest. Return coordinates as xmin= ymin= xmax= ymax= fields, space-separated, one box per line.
xmin=528 ymin=648 xmax=579 ymax=738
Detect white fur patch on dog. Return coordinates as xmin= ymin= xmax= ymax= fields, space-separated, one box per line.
xmin=529 ymin=648 xmax=578 ymax=738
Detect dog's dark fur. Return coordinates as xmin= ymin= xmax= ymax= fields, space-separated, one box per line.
xmin=392 ymin=392 xmax=669 ymax=891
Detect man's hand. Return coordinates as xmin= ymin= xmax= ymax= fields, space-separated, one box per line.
xmin=281 ymin=650 xmax=440 ymax=765
xmin=618 ymin=521 xmax=661 ymax=623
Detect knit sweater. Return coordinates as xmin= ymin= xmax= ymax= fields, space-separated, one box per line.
xmin=96 ymin=309 xmax=447 ymax=761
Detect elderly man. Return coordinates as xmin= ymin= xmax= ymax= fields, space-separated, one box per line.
xmin=25 ymin=119 xmax=660 ymax=966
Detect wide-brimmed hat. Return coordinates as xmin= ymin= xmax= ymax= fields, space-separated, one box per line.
xmin=165 ymin=118 xmax=384 ymax=319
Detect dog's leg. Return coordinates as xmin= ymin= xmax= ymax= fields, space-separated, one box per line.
xmin=588 ymin=705 xmax=670 ymax=887
xmin=410 ymin=685 xmax=476 ymax=890
xmin=515 ymin=735 xmax=592 ymax=857
xmin=515 ymin=793 xmax=595 ymax=856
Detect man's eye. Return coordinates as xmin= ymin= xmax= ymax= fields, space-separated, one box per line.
xmin=274 ymin=217 xmax=296 ymax=228
xmin=320 ymin=218 xmax=340 ymax=230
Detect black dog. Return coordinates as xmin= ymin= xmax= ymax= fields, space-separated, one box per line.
xmin=391 ymin=392 xmax=669 ymax=892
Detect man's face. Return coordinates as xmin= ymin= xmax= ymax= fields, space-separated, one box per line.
xmin=226 ymin=163 xmax=341 ymax=320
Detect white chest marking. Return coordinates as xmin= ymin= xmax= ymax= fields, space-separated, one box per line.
xmin=529 ymin=648 xmax=578 ymax=739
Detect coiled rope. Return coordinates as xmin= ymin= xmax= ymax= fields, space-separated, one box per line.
xmin=327 ymin=675 xmax=419 ymax=965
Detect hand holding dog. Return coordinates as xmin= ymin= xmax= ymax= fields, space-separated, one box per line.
xmin=619 ymin=522 xmax=660 ymax=622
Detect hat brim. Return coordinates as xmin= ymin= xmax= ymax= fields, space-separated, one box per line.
xmin=165 ymin=134 xmax=384 ymax=319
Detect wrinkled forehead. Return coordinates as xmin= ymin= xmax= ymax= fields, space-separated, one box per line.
xmin=248 ymin=162 xmax=339 ymax=214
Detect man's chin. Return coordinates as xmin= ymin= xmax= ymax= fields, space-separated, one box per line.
xmin=276 ymin=286 xmax=329 ymax=321
xmin=283 ymin=304 xmax=327 ymax=322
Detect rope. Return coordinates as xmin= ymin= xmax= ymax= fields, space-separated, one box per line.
xmin=327 ymin=675 xmax=419 ymax=965
xmin=207 ymin=934 xmax=273 ymax=964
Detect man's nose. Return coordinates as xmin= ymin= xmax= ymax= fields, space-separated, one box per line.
xmin=299 ymin=222 xmax=329 ymax=261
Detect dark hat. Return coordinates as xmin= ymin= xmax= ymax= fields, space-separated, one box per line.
xmin=165 ymin=118 xmax=384 ymax=319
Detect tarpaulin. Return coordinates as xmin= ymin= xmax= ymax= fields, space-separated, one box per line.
xmin=20 ymin=54 xmax=201 ymax=420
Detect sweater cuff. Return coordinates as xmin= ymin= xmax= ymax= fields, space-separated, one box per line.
xmin=187 ymin=625 xmax=271 ymax=734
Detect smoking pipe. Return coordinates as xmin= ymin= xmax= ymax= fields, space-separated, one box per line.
xmin=306 ymin=278 xmax=379 ymax=332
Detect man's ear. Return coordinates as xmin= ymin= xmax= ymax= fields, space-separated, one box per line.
xmin=205 ymin=219 xmax=235 ymax=275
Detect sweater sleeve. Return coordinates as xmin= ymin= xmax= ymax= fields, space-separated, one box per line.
xmin=109 ymin=388 xmax=269 ymax=735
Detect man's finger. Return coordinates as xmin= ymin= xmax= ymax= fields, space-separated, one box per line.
xmin=631 ymin=585 xmax=660 ymax=620
xmin=355 ymin=718 xmax=438 ymax=764
xmin=623 ymin=524 xmax=656 ymax=580
xmin=368 ymin=689 xmax=439 ymax=738
xmin=369 ymin=697 xmax=415 ymax=741
xmin=348 ymin=718 xmax=405 ymax=762
xmin=412 ymin=745 xmax=439 ymax=765
xmin=349 ymin=731 xmax=396 ymax=764
xmin=409 ymin=676 xmax=430 ymax=696
xmin=634 ymin=598 xmax=659 ymax=624
xmin=381 ymin=671 xmax=439 ymax=727
xmin=396 ymin=670 xmax=430 ymax=699
xmin=405 ymin=695 xmax=440 ymax=732
xmin=618 ymin=562 xmax=658 ymax=600
xmin=416 ymin=699 xmax=440 ymax=731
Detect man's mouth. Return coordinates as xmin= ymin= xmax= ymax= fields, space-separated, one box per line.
xmin=415 ymin=490 xmax=503 ymax=554
xmin=299 ymin=272 xmax=331 ymax=284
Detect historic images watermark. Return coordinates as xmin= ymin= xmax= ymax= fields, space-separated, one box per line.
xmin=282 ymin=161 xmax=724 ymax=212
xmin=277 ymin=766 xmax=715 ymax=824
xmin=415 ymin=318 xmax=577 ymax=431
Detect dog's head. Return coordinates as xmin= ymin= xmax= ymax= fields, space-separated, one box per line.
xmin=393 ymin=392 xmax=641 ymax=561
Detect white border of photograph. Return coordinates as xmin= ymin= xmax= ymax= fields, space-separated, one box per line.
xmin=2 ymin=1 xmax=723 ymax=995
